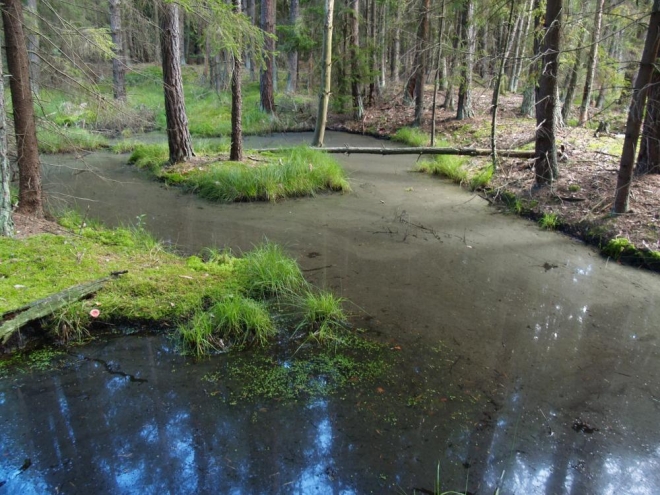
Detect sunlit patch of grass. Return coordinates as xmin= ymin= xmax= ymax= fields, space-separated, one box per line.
xmin=238 ymin=242 xmax=305 ymax=298
xmin=416 ymin=155 xmax=469 ymax=184
xmin=538 ymin=212 xmax=560 ymax=230
xmin=392 ymin=127 xmax=429 ymax=147
xmin=191 ymin=146 xmax=350 ymax=202
xmin=602 ymin=237 xmax=636 ymax=260
xmin=127 ymin=143 xmax=169 ymax=172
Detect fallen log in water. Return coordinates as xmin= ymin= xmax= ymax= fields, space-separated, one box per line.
xmin=0 ymin=271 xmax=127 ymax=345
xmin=253 ymin=146 xmax=536 ymax=159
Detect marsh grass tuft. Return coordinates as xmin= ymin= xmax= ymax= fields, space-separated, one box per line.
xmin=538 ymin=212 xmax=560 ymax=230
xmin=239 ymin=242 xmax=305 ymax=298
xmin=297 ymin=290 xmax=348 ymax=342
xmin=392 ymin=127 xmax=429 ymax=147
xmin=191 ymin=146 xmax=350 ymax=203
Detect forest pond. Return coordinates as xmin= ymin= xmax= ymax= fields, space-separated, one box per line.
xmin=2 ymin=132 xmax=660 ymax=494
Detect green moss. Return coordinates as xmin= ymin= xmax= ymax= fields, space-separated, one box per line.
xmin=568 ymin=184 xmax=581 ymax=192
xmin=602 ymin=237 xmax=637 ymax=260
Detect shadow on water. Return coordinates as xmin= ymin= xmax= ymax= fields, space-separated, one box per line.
xmin=1 ymin=131 xmax=659 ymax=493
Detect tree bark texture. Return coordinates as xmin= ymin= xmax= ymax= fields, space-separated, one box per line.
xmin=391 ymin=2 xmax=401 ymax=84
xmin=561 ymin=30 xmax=586 ymax=122
xmin=0 ymin=50 xmax=14 ymax=237
xmin=231 ymin=0 xmax=243 ymax=161
xmin=413 ymin=0 xmax=431 ymax=126
xmin=260 ymin=0 xmax=276 ymax=113
xmin=510 ymin=0 xmax=534 ymax=93
xmin=253 ymin=146 xmax=535 ymax=158
xmin=286 ymin=0 xmax=300 ymax=93
xmin=159 ymin=1 xmax=194 ymax=164
xmin=520 ymin=0 xmax=541 ymax=117
xmin=109 ymin=0 xmax=127 ymax=101
xmin=1 ymin=0 xmax=43 ymax=217
xmin=491 ymin=0 xmax=516 ymax=170
xmin=350 ymin=0 xmax=363 ymax=120
xmin=534 ymin=0 xmax=562 ymax=185
xmin=578 ymin=0 xmax=605 ymax=126
xmin=312 ymin=0 xmax=335 ymax=147
xmin=456 ymin=0 xmax=475 ymax=120
xmin=25 ymin=0 xmax=39 ymax=94
xmin=614 ymin=0 xmax=660 ymax=212
xmin=636 ymin=62 xmax=660 ymax=174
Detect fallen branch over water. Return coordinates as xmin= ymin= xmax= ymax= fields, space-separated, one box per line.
xmin=0 ymin=271 xmax=127 ymax=344
xmin=253 ymin=146 xmax=536 ymax=158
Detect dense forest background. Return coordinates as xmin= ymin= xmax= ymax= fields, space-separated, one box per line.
xmin=1 ymin=0 xmax=660 ymax=250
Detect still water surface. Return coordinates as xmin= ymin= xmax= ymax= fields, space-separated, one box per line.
xmin=1 ymin=132 xmax=659 ymax=494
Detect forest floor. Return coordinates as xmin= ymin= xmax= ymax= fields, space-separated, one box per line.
xmin=329 ymin=85 xmax=660 ymax=262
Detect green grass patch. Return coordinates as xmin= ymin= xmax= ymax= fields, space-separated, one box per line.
xmin=297 ymin=289 xmax=348 ymax=342
xmin=37 ymin=127 xmax=109 ymax=154
xmin=602 ymin=237 xmax=637 ymax=260
xmin=412 ymin=139 xmax=496 ymax=190
xmin=238 ymin=242 xmax=305 ymax=298
xmin=391 ymin=127 xmax=429 ymax=147
xmin=190 ymin=146 xmax=350 ymax=202
xmin=538 ymin=212 xmax=560 ymax=230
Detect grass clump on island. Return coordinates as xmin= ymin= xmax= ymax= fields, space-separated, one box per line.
xmin=391 ymin=127 xmax=429 ymax=147
xmin=120 ymin=142 xmax=351 ymax=202
xmin=414 ymin=141 xmax=493 ymax=191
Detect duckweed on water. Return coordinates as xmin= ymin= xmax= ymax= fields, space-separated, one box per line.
xmin=203 ymin=335 xmax=388 ymax=402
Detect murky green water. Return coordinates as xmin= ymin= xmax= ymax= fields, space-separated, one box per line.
xmin=1 ymin=132 xmax=659 ymax=494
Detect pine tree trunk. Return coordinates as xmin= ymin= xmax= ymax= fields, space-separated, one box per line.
xmin=456 ymin=0 xmax=475 ymax=120
xmin=367 ymin=0 xmax=376 ymax=106
xmin=534 ymin=0 xmax=562 ymax=185
xmin=562 ymin=30 xmax=587 ymax=122
xmin=312 ymin=0 xmax=335 ymax=147
xmin=1 ymin=0 xmax=43 ymax=217
xmin=109 ymin=0 xmax=126 ymax=101
xmin=391 ymin=2 xmax=401 ymax=84
xmin=510 ymin=0 xmax=534 ymax=93
xmin=413 ymin=0 xmax=430 ymax=126
xmin=636 ymin=62 xmax=660 ymax=174
xmin=520 ymin=0 xmax=541 ymax=117
xmin=25 ymin=0 xmax=39 ymax=94
xmin=286 ymin=0 xmax=299 ymax=93
xmin=614 ymin=0 xmax=660 ymax=212
xmin=247 ymin=0 xmax=257 ymax=81
xmin=0 ymin=51 xmax=14 ymax=237
xmin=578 ymin=0 xmax=605 ymax=126
xmin=231 ymin=0 xmax=243 ymax=161
xmin=159 ymin=1 xmax=194 ymax=164
xmin=350 ymin=0 xmax=363 ymax=120
xmin=260 ymin=0 xmax=275 ymax=113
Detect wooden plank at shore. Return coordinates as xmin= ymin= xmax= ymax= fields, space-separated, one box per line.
xmin=252 ymin=146 xmax=535 ymax=159
xmin=0 ymin=271 xmax=127 ymax=345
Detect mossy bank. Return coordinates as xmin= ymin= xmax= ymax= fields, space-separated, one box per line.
xmin=0 ymin=215 xmax=386 ymax=401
